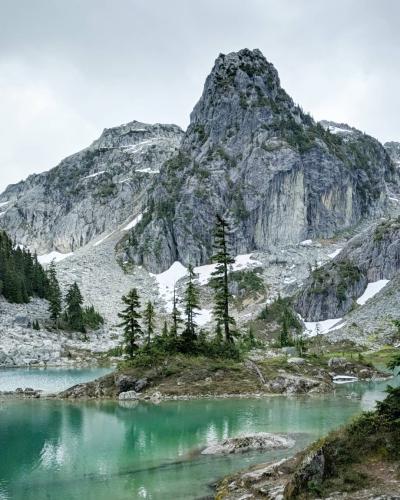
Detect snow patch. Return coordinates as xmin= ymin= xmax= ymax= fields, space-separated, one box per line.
xmin=0 ymin=201 xmax=9 ymax=208
xmin=356 ymin=280 xmax=389 ymax=306
xmin=83 ymin=170 xmax=105 ymax=179
xmin=151 ymin=261 xmax=188 ymax=312
xmin=136 ymin=167 xmax=159 ymax=174
xmin=328 ymin=248 xmax=342 ymax=259
xmin=38 ymin=251 xmax=74 ymax=265
xmin=303 ymin=317 xmax=345 ymax=337
xmin=300 ymin=239 xmax=313 ymax=247
xmin=195 ymin=253 xmax=261 ymax=286
xmin=151 ymin=254 xmax=262 ymax=313
xmin=328 ymin=126 xmax=354 ymax=135
xmin=122 ymin=213 xmax=143 ymax=231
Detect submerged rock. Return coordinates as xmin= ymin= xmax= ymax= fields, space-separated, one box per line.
xmin=201 ymin=432 xmax=295 ymax=455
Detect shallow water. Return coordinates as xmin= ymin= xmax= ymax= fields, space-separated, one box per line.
xmin=0 ymin=367 xmax=113 ymax=393
xmin=0 ymin=374 xmax=398 ymax=500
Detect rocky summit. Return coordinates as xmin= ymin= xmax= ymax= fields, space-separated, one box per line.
xmin=120 ymin=49 xmax=396 ymax=273
xmin=0 ymin=121 xmax=183 ymax=254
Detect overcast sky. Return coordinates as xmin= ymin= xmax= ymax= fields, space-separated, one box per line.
xmin=0 ymin=0 xmax=399 ymax=192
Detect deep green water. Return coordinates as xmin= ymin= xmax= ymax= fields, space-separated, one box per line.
xmin=0 ymin=374 xmax=398 ymax=500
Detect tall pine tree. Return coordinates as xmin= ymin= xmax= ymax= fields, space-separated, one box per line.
xmin=182 ymin=265 xmax=200 ymax=347
xmin=170 ymin=286 xmax=183 ymax=337
xmin=47 ymin=261 xmax=62 ymax=323
xmin=65 ymin=282 xmax=85 ymax=333
xmin=118 ymin=288 xmax=143 ymax=358
xmin=211 ymin=215 xmax=235 ymax=343
xmin=143 ymin=300 xmax=155 ymax=346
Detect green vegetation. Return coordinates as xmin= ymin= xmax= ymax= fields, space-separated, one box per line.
xmin=309 ymin=259 xmax=363 ymax=302
xmin=118 ymin=288 xmax=143 ymax=358
xmin=230 ymin=268 xmax=265 ymax=296
xmin=117 ymin=217 xmax=259 ymax=368
xmin=82 ymin=305 xmax=104 ymax=330
xmin=64 ymin=282 xmax=85 ymax=333
xmin=47 ymin=261 xmax=62 ymax=322
xmin=373 ymin=216 xmax=400 ymax=242
xmin=211 ymin=215 xmax=236 ymax=343
xmin=0 ymin=230 xmax=48 ymax=303
xmin=289 ymin=351 xmax=400 ymax=498
xmin=259 ymin=295 xmax=302 ymax=346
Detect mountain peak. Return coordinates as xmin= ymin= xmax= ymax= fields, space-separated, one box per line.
xmin=186 ymin=48 xmax=293 ymax=148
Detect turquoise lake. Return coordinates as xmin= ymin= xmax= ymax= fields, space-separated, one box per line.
xmin=0 ymin=370 xmax=398 ymax=500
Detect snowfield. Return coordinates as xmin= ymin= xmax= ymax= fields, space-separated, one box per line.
xmin=38 ymin=251 xmax=74 ymax=265
xmin=328 ymin=248 xmax=342 ymax=259
xmin=356 ymin=280 xmax=390 ymax=305
xmin=303 ymin=317 xmax=346 ymax=337
xmin=122 ymin=213 xmax=143 ymax=231
xmin=83 ymin=171 xmax=105 ymax=179
xmin=151 ymin=254 xmax=262 ymax=316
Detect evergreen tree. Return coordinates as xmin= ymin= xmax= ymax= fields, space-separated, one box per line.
xmin=279 ymin=309 xmax=290 ymax=347
xmin=47 ymin=261 xmax=62 ymax=322
xmin=170 ymin=286 xmax=183 ymax=337
xmin=117 ymin=288 xmax=143 ymax=358
xmin=161 ymin=320 xmax=169 ymax=338
xmin=65 ymin=282 xmax=85 ymax=333
xmin=143 ymin=300 xmax=155 ymax=346
xmin=182 ymin=265 xmax=200 ymax=346
xmin=211 ymin=215 xmax=235 ymax=343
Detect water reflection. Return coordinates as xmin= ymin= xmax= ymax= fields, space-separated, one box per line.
xmin=0 ymin=374 xmax=398 ymax=500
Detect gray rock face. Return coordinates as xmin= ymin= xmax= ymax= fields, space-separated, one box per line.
xmin=0 ymin=121 xmax=183 ymax=253
xmin=122 ymin=48 xmax=395 ymax=273
xmin=295 ymin=217 xmax=400 ymax=320
xmin=385 ymin=141 xmax=400 ymax=166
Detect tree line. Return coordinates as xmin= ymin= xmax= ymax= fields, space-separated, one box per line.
xmin=0 ymin=230 xmax=48 ymax=303
xmin=118 ymin=215 xmax=257 ymax=362
xmin=0 ymin=230 xmax=103 ymax=334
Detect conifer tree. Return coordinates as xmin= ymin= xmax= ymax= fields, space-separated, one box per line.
xmin=280 ymin=309 xmax=290 ymax=347
xmin=143 ymin=300 xmax=155 ymax=346
xmin=47 ymin=261 xmax=62 ymax=323
xmin=65 ymin=282 xmax=85 ymax=333
xmin=182 ymin=265 xmax=200 ymax=345
xmin=170 ymin=286 xmax=183 ymax=337
xmin=118 ymin=288 xmax=143 ymax=358
xmin=211 ymin=215 xmax=235 ymax=343
xmin=161 ymin=320 xmax=169 ymax=338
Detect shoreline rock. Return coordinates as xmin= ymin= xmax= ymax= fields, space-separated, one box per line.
xmin=201 ymin=433 xmax=295 ymax=455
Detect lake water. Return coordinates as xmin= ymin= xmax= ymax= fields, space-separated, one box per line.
xmin=0 ymin=371 xmax=398 ymax=500
xmin=0 ymin=367 xmax=113 ymax=393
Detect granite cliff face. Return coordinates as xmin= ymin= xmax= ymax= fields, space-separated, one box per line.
xmin=295 ymin=217 xmax=400 ymax=321
xmin=385 ymin=141 xmax=400 ymax=166
xmin=121 ymin=49 xmax=395 ymax=273
xmin=0 ymin=121 xmax=183 ymax=253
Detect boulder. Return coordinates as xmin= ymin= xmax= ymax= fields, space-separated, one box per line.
xmin=287 ymin=357 xmax=306 ymax=365
xmin=118 ymin=390 xmax=139 ymax=400
xmin=201 ymin=433 xmax=295 ymax=455
xmin=328 ymin=357 xmax=347 ymax=368
xmin=134 ymin=378 xmax=148 ymax=392
xmin=115 ymin=374 xmax=137 ymax=394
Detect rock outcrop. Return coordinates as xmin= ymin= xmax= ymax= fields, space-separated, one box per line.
xmin=121 ymin=49 xmax=396 ymax=273
xmin=0 ymin=121 xmax=183 ymax=253
xmin=201 ymin=433 xmax=294 ymax=455
xmin=296 ymin=217 xmax=400 ymax=320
